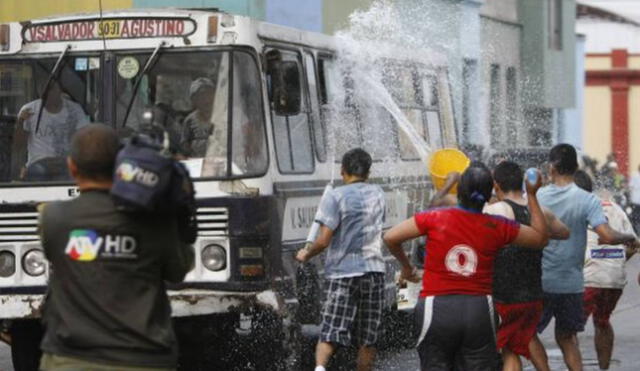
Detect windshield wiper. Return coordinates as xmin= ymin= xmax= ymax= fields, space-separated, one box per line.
xmin=35 ymin=44 xmax=71 ymax=134
xmin=121 ymin=41 xmax=166 ymax=128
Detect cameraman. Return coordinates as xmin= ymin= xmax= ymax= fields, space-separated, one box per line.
xmin=38 ymin=124 xmax=194 ymax=370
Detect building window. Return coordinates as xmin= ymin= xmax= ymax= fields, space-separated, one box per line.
xmin=462 ymin=59 xmax=478 ymax=144
xmin=489 ymin=64 xmax=502 ymax=146
xmin=525 ymin=107 xmax=553 ymax=147
xmin=548 ymin=0 xmax=563 ymax=50
xmin=505 ymin=67 xmax=518 ymax=143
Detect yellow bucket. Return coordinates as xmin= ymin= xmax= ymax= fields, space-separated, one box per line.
xmin=428 ymin=148 xmax=470 ymax=194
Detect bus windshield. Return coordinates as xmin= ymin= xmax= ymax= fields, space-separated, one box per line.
xmin=116 ymin=49 xmax=268 ymax=179
xmin=0 ymin=49 xmax=268 ymax=183
xmin=0 ymin=56 xmax=100 ymax=182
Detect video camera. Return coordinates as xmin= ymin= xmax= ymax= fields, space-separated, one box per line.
xmin=110 ymin=127 xmax=197 ymax=244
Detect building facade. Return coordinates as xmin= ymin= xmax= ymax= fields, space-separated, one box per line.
xmin=578 ymin=2 xmax=640 ymax=175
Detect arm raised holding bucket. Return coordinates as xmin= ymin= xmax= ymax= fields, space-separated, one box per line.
xmin=429 ymin=171 xmax=460 ymax=208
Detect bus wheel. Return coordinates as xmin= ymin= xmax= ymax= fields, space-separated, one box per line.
xmin=10 ymin=319 xmax=43 ymax=371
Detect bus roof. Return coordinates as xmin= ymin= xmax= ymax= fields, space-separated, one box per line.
xmin=0 ymin=8 xmax=335 ymax=55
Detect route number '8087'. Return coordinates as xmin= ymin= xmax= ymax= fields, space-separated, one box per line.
xmin=445 ymin=245 xmax=478 ymax=277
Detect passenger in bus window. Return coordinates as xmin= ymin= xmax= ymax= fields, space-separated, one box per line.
xmin=181 ymin=77 xmax=220 ymax=158
xmin=11 ymin=80 xmax=89 ymax=181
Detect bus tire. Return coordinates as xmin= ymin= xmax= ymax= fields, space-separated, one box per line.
xmin=10 ymin=319 xmax=43 ymax=371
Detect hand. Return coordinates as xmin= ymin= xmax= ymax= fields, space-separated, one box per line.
xmin=445 ymin=171 xmax=461 ymax=185
xmin=295 ymin=247 xmax=309 ymax=263
xmin=18 ymin=108 xmax=33 ymax=122
xmin=400 ymin=265 xmax=421 ymax=283
xmin=525 ymin=169 xmax=542 ymax=196
xmin=624 ymin=238 xmax=640 ymax=250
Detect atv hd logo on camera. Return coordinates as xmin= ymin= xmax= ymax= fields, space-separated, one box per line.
xmin=116 ymin=161 xmax=159 ymax=187
xmin=65 ymin=229 xmax=138 ymax=261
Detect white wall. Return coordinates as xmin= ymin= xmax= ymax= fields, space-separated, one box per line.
xmin=560 ymin=34 xmax=586 ymax=149
xmin=479 ymin=15 xmax=522 ymax=147
xmin=577 ymin=19 xmax=640 ymax=52
xmin=480 ymin=0 xmax=517 ymax=23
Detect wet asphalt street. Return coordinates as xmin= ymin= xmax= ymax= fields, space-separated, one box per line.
xmin=1 ymin=256 xmax=639 ymax=370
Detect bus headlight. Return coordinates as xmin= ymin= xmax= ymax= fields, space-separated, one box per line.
xmin=0 ymin=251 xmax=15 ymax=277
xmin=23 ymin=249 xmax=46 ymax=276
xmin=202 ymin=244 xmax=226 ymax=271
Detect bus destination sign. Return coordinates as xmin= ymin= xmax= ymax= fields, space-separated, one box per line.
xmin=23 ymin=18 xmax=197 ymax=43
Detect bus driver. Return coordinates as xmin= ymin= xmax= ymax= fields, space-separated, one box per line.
xmin=181 ymin=77 xmax=222 ymax=158
xmin=12 ymin=80 xmax=88 ymax=180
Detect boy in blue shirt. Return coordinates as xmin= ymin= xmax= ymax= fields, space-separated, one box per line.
xmin=296 ymin=148 xmax=418 ymax=371
xmin=532 ymin=144 xmax=637 ymax=371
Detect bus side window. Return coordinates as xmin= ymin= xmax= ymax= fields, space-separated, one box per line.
xmin=304 ymin=52 xmax=326 ymax=162
xmin=384 ymin=64 xmax=425 ymax=160
xmin=267 ymin=49 xmax=314 ymax=174
xmin=436 ymin=68 xmax=458 ymax=147
xmin=421 ymin=74 xmax=443 ymax=149
xmin=317 ymin=57 xmax=331 ymax=106
xmin=318 ymin=56 xmax=362 ymax=159
xmin=361 ymin=106 xmax=397 ymax=160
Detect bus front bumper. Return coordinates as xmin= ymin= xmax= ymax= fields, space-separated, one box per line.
xmin=168 ymin=289 xmax=281 ymax=317
xmin=0 ymin=290 xmax=281 ymax=319
xmin=0 ymin=295 xmax=43 ymax=319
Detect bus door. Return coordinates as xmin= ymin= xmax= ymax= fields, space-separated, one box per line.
xmin=265 ymin=46 xmax=335 ymax=324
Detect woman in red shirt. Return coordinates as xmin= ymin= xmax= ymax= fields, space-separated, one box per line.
xmin=383 ymin=162 xmax=549 ymax=371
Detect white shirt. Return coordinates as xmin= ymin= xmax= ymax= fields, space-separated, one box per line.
xmin=584 ymin=197 xmax=636 ymax=288
xmin=20 ymin=99 xmax=88 ymax=166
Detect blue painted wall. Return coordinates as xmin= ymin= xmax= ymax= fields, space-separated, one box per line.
xmin=265 ymin=0 xmax=322 ymax=32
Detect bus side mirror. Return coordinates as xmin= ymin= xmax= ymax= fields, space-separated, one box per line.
xmin=270 ymin=61 xmax=301 ymax=116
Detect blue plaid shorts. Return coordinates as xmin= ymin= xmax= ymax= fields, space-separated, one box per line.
xmin=319 ymin=272 xmax=385 ymax=347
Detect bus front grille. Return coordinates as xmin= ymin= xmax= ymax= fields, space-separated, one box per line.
xmin=196 ymin=207 xmax=229 ymax=237
xmin=0 ymin=207 xmax=230 ymax=242
xmin=0 ymin=212 xmax=39 ymax=242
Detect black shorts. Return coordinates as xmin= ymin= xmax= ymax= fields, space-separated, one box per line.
xmin=414 ymin=295 xmax=499 ymax=371
xmin=537 ymin=292 xmax=585 ymax=334
xmin=319 ymin=272 xmax=384 ymax=347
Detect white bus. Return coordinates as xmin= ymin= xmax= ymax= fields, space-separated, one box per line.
xmin=0 ymin=8 xmax=457 ymax=369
